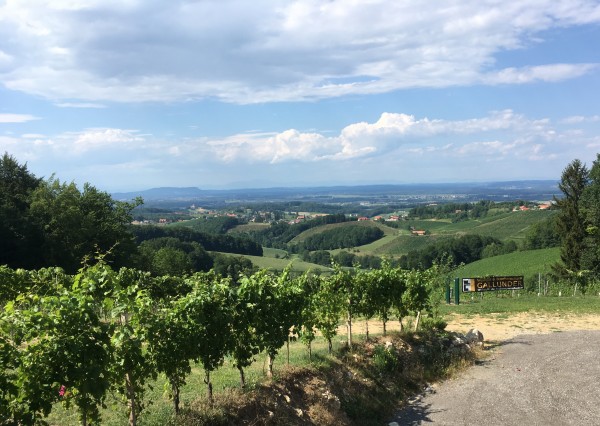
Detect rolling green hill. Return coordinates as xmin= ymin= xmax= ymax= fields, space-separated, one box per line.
xmin=347 ymin=210 xmax=555 ymax=257
xmin=365 ymin=234 xmax=444 ymax=256
xmin=404 ymin=210 xmax=554 ymax=241
xmin=454 ymin=247 xmax=560 ymax=279
xmin=229 ymin=222 xmax=271 ymax=233
xmin=222 ymin=210 xmax=557 ymax=267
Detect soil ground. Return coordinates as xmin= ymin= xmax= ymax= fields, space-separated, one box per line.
xmin=391 ymin=312 xmax=600 ymax=425
xmin=444 ymin=311 xmax=600 ymax=341
xmin=393 ymin=330 xmax=600 ymax=425
xmin=344 ymin=312 xmax=600 ymax=342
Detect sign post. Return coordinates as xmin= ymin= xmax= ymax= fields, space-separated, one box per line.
xmin=462 ymin=276 xmax=524 ymax=293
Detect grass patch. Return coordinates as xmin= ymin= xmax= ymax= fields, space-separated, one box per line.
xmin=213 ymin=252 xmax=330 ymax=273
xmin=262 ymin=247 xmax=289 ymax=258
xmin=228 ymin=222 xmax=271 ymax=233
xmin=455 ymin=247 xmax=560 ymax=280
xmin=440 ymin=292 xmax=600 ymax=316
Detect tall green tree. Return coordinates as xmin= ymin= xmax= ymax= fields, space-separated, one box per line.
xmin=29 ymin=178 xmax=140 ymax=273
xmin=136 ymin=237 xmax=212 ymax=276
xmin=581 ymin=154 xmax=600 ymax=279
xmin=553 ymin=159 xmax=589 ymax=279
xmin=0 ymin=153 xmax=43 ymax=269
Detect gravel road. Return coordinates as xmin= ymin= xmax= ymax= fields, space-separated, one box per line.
xmin=392 ymin=331 xmax=600 ymax=426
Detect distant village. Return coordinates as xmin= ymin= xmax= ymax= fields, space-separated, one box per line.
xmin=131 ymin=200 xmax=555 ymax=230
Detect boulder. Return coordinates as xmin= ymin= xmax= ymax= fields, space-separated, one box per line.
xmin=465 ymin=328 xmax=484 ymax=346
xmin=453 ymin=335 xmax=467 ymax=346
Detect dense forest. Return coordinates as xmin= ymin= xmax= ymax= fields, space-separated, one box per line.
xmin=298 ymin=225 xmax=384 ymax=251
xmin=0 ymin=153 xmax=259 ymax=278
xmin=173 ymin=215 xmax=241 ymax=234
xmin=130 ymin=225 xmax=262 ymax=256
xmin=0 ymin=153 xmax=139 ymax=273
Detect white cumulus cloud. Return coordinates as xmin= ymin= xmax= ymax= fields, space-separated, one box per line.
xmin=205 ymin=110 xmax=561 ymax=163
xmin=0 ymin=0 xmax=598 ymax=103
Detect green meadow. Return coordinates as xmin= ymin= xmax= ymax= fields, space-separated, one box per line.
xmin=455 ymin=247 xmax=560 ymax=279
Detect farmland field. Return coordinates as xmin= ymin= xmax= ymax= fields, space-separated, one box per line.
xmin=338 ymin=210 xmax=555 ymax=258
xmin=404 ymin=210 xmax=554 ymax=241
xmin=261 ymin=247 xmax=289 ymax=258
xmin=228 ymin=222 xmax=270 ymax=233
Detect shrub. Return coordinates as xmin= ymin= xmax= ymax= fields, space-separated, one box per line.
xmin=420 ymin=317 xmax=447 ymax=332
xmin=372 ymin=344 xmax=399 ymax=373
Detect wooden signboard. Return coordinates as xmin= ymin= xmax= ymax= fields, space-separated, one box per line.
xmin=462 ymin=276 xmax=524 ymax=292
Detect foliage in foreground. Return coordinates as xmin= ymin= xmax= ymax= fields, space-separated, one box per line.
xmin=147 ymin=330 xmax=476 ymax=426
xmin=0 ymin=259 xmax=447 ymax=425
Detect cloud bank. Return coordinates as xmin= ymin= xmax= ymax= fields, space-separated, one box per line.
xmin=4 ymin=109 xmax=599 ymax=190
xmin=0 ymin=0 xmax=599 ymax=103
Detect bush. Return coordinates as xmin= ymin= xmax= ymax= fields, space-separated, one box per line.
xmin=420 ymin=316 xmax=448 ymax=332
xmin=372 ymin=344 xmax=399 ymax=373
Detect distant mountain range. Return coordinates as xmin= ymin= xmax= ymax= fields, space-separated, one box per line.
xmin=112 ymin=180 xmax=560 ymax=206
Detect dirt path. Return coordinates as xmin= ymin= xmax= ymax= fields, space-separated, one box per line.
xmin=341 ymin=312 xmax=600 ymax=341
xmin=392 ymin=330 xmax=600 ymax=425
xmin=387 ymin=313 xmax=600 ymax=425
xmin=444 ymin=312 xmax=600 ymax=341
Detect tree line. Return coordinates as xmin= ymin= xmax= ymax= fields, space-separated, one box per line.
xmin=0 ymin=153 xmax=260 ymax=276
xmin=174 ymin=216 xmax=241 ymax=235
xmin=408 ymin=200 xmax=498 ymax=221
xmin=296 ymin=224 xmax=384 ymax=251
xmin=245 ymin=213 xmax=351 ymax=249
xmin=301 ymin=250 xmax=384 ymax=269
xmin=0 ymin=260 xmax=444 ymax=425
xmin=398 ymin=234 xmax=517 ymax=270
xmin=131 ymin=224 xmax=262 ymax=256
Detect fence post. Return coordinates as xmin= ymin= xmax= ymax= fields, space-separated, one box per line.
xmin=454 ymin=277 xmax=460 ymax=305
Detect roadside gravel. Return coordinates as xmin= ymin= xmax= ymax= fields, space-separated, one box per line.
xmin=392 ymin=330 xmax=600 ymax=426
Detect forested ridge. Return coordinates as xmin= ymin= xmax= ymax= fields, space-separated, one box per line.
xmin=299 ymin=224 xmax=384 ymax=251
xmin=0 ymin=153 xmax=261 ymax=277
xmin=130 ymin=224 xmax=263 ymax=256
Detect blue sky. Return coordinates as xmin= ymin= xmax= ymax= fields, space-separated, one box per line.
xmin=1 ymin=0 xmax=600 ymax=192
